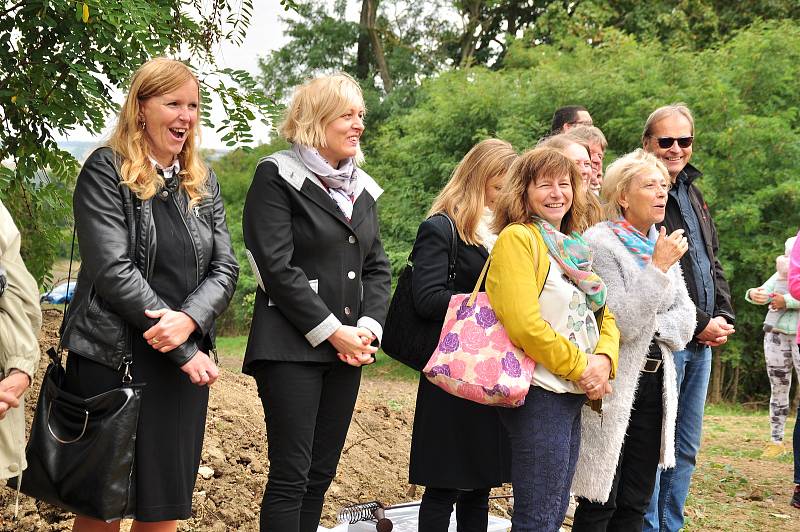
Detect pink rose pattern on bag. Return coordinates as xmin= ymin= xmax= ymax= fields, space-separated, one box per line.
xmin=423 ymin=293 xmax=535 ymax=407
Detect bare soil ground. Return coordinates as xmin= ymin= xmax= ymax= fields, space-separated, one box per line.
xmin=0 ymin=313 xmax=797 ymax=531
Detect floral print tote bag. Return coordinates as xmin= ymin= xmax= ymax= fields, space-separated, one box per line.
xmin=422 ymin=257 xmax=535 ymax=407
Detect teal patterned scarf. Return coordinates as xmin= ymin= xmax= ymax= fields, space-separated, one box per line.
xmin=605 ymin=217 xmax=654 ymax=269
xmin=532 ymin=218 xmax=607 ymax=311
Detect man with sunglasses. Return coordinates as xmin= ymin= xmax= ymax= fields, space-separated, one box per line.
xmin=641 ymin=104 xmax=736 ymax=532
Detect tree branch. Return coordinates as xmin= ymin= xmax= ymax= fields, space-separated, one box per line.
xmin=0 ymin=1 xmax=25 ymax=18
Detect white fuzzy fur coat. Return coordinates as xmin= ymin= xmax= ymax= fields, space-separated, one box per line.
xmin=570 ymin=224 xmax=696 ymax=503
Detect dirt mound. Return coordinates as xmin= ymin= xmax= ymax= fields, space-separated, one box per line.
xmin=0 ymin=312 xmax=513 ymax=530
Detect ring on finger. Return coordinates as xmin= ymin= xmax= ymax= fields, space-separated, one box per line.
xmin=151 ymin=337 xmax=159 ymax=345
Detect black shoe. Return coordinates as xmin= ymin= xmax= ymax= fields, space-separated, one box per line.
xmin=791 ymin=485 xmax=800 ymax=509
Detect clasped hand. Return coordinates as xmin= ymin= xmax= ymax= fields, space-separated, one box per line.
xmin=143 ymin=308 xmax=197 ymax=352
xmin=329 ymin=326 xmax=377 ymax=367
xmin=579 ymin=354 xmax=613 ymax=401
xmin=696 ymin=315 xmax=735 ymax=347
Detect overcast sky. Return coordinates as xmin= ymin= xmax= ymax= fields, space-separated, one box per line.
xmin=56 ymin=0 xmax=288 ymax=149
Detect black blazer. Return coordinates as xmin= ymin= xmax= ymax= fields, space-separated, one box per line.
xmin=241 ymin=150 xmax=391 ymax=372
xmin=408 ymin=215 xmax=511 ymax=488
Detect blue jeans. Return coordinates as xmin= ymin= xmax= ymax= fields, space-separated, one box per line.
xmin=643 ymin=344 xmax=711 ymax=532
xmin=497 ymin=387 xmax=586 ymax=532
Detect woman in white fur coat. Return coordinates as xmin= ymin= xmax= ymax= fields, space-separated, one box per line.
xmin=571 ymin=149 xmax=696 ymax=532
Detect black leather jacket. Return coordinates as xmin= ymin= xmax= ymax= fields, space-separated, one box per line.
xmin=61 ymin=148 xmax=239 ymax=370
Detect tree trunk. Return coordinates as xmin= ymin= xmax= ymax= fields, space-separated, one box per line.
xmin=458 ymin=0 xmax=483 ymax=67
xmin=731 ymin=365 xmax=740 ymax=402
xmin=710 ymin=348 xmax=723 ymax=402
xmin=356 ymin=0 xmax=372 ymax=80
xmin=360 ymin=0 xmax=392 ymax=92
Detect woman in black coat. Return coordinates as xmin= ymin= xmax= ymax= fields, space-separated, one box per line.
xmin=242 ymin=73 xmax=392 ymax=532
xmin=61 ymin=58 xmax=239 ymax=530
xmin=409 ymin=139 xmax=518 ymax=531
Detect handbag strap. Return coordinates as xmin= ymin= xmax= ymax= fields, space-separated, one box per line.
xmin=51 ymin=226 xmax=78 ymax=363
xmin=466 ymin=224 xmax=543 ymax=307
xmin=438 ymin=213 xmax=459 ymax=286
xmin=408 ymin=213 xmax=459 ymax=288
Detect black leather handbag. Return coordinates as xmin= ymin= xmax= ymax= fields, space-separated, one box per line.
xmin=12 ymin=348 xmax=143 ymax=521
xmin=9 ymin=228 xmax=143 ymax=521
xmin=382 ymin=214 xmax=458 ymax=371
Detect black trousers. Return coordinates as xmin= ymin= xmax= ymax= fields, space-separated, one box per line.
xmin=418 ymin=487 xmax=492 ymax=532
xmin=572 ymin=367 xmax=664 ymax=532
xmin=253 ymin=360 xmax=361 ymax=532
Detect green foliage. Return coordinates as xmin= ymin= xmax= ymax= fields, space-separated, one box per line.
xmin=364 ymin=21 xmax=800 ymax=401
xmin=0 ymin=0 xmax=275 ymax=285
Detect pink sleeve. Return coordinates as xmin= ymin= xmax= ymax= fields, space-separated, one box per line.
xmin=788 ymin=230 xmax=800 ymax=299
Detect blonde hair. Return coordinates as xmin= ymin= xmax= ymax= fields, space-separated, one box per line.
xmin=279 ymin=73 xmax=366 ymax=164
xmin=641 ymin=103 xmax=695 ymax=144
xmin=601 ymin=149 xmax=670 ymax=219
xmin=537 ymin=134 xmax=590 ymax=153
xmin=108 ymin=58 xmax=207 ymax=209
xmin=492 ymin=147 xmax=592 ymax=235
xmin=565 ymin=125 xmax=608 ymax=150
xmin=428 ymin=139 xmax=518 ymax=245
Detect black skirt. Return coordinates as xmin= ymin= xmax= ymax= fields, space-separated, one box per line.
xmin=409 ymin=376 xmax=511 ymax=489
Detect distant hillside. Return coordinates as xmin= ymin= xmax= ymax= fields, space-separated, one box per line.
xmin=57 ymin=140 xmax=229 ymax=163
xmin=58 ymin=140 xmax=98 ymax=163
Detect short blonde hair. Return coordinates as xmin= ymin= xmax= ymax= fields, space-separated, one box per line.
xmin=428 ymin=139 xmax=518 ymax=246
xmin=641 ymin=103 xmax=695 ymax=144
xmin=492 ymin=147 xmax=592 ymax=235
xmin=565 ymin=125 xmax=608 ymax=150
xmin=601 ymin=149 xmax=670 ymax=220
xmin=108 ymin=57 xmax=207 ymax=209
xmin=279 ymin=73 xmax=366 ymax=163
xmin=537 ymin=134 xmax=590 ymax=154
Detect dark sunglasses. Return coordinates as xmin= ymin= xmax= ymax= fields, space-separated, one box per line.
xmin=655 ymin=136 xmax=693 ymax=149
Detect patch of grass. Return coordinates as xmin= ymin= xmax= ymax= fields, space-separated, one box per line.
xmin=704 ymin=402 xmax=768 ymax=417
xmin=369 ymin=351 xmax=419 ymax=381
xmin=215 ymin=336 xmax=247 ymax=358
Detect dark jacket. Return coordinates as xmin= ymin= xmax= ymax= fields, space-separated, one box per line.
xmin=657 ymin=163 xmax=735 ymax=337
xmin=241 ymin=149 xmax=391 ymax=371
xmin=61 ymin=147 xmax=240 ymax=370
xmin=408 ymin=215 xmax=511 ymax=488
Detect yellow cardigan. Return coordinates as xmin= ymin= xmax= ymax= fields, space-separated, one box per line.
xmin=486 ymin=223 xmax=619 ymax=381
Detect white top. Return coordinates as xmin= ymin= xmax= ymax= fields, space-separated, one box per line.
xmin=532 ymin=256 xmax=600 ymax=394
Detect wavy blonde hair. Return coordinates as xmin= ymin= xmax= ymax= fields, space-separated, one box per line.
xmin=601 ymin=149 xmax=670 ymax=220
xmin=108 ymin=58 xmax=207 ymax=209
xmin=492 ymin=147 xmax=592 ymax=235
xmin=279 ymin=73 xmax=366 ymax=164
xmin=427 ymin=139 xmax=517 ymax=245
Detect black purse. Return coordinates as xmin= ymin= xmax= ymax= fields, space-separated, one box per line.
xmin=9 ymin=228 xmax=144 ymax=521
xmin=382 ymin=214 xmax=458 ymax=371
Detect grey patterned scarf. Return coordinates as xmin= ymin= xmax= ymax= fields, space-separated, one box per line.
xmin=293 ymin=143 xmax=358 ymax=219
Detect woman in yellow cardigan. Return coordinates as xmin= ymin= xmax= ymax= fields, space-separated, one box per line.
xmin=486 ymin=147 xmax=620 ymax=532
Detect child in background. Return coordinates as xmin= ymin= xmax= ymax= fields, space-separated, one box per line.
xmin=746 ymin=236 xmax=800 ymax=458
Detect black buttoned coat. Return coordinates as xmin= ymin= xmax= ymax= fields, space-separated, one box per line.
xmin=241 ymin=149 xmax=391 ymax=372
